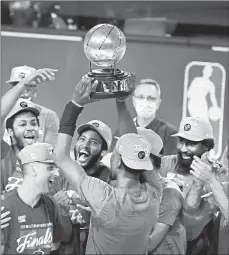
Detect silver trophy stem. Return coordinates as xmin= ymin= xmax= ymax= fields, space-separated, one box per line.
xmin=89 ymin=61 xmax=92 ymax=72
xmin=113 ymin=62 xmax=117 ymax=75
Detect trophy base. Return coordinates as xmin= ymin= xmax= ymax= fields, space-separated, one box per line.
xmin=87 ymin=69 xmax=134 ymax=99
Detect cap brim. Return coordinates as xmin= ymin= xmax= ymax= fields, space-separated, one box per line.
xmin=77 ymin=124 xmax=108 ymax=146
xmin=122 ymin=156 xmax=153 ymax=171
xmin=7 ymin=107 xmax=40 ymax=120
xmin=115 ymin=136 xmax=162 ymax=157
xmin=6 ymin=79 xmax=20 ymax=84
xmin=39 ymin=160 xmax=55 ymax=164
xmin=21 ymin=159 xmax=55 ymax=165
xmin=171 ymin=133 xmax=203 ymax=142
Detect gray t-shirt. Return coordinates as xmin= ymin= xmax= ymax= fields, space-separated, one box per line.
xmin=160 ymin=155 xmax=217 ymax=241
xmin=77 ymin=175 xmax=160 ymax=254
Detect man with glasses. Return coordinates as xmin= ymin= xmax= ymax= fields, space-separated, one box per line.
xmin=132 ymin=79 xmax=178 ymax=155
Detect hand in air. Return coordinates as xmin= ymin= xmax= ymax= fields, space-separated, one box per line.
xmin=72 ymin=75 xmax=99 ymax=106
xmin=20 ymin=68 xmax=58 ymax=86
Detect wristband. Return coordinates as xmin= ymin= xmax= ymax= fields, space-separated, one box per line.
xmin=59 ymin=101 xmax=83 ymax=137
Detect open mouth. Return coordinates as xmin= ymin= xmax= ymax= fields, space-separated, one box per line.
xmin=181 ymin=153 xmax=192 ymax=160
xmin=24 ymin=135 xmax=35 ymax=143
xmin=78 ymin=150 xmax=90 ymax=162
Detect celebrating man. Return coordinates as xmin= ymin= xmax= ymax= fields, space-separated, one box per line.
xmin=159 ymin=117 xmax=223 ymax=255
xmin=4 ymin=65 xmax=59 ymax=147
xmin=54 ymin=76 xmax=161 ymax=254
xmin=1 ymin=143 xmax=72 ymax=255
xmin=1 ymin=68 xmax=57 ymax=193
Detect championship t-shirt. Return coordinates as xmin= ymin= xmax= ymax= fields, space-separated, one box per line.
xmin=1 ymin=190 xmax=63 ymax=254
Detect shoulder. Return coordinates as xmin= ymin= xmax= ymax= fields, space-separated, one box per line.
xmin=160 ymin=181 xmax=183 ymax=212
xmin=160 ymin=155 xmax=179 ymax=176
xmin=156 ymin=117 xmax=178 ymax=135
xmin=97 ymin=165 xmax=111 ymax=182
xmin=162 ymin=179 xmax=183 ymax=198
xmin=1 ymin=139 xmax=13 ymax=159
xmin=2 ymin=190 xmax=18 ymax=210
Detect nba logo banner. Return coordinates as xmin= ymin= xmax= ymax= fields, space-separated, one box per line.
xmin=182 ymin=61 xmax=226 ymax=159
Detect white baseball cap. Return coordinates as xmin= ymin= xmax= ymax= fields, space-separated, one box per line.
xmin=77 ymin=120 xmax=112 ymax=150
xmin=6 ymin=65 xmax=36 ymax=84
xmin=116 ymin=133 xmax=153 ymax=171
xmin=19 ymin=143 xmax=55 ymax=165
xmin=172 ymin=117 xmax=214 ymax=141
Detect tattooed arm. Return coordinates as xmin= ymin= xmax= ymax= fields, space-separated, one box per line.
xmin=207 ymin=177 xmax=228 ymax=222
xmin=183 ymin=178 xmax=204 ymax=214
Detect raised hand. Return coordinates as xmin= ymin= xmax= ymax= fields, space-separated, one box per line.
xmin=190 ymin=155 xmax=214 ymax=183
xmin=116 ymin=72 xmax=136 ymax=102
xmin=72 ymin=75 xmax=99 ymax=106
xmin=20 ymin=68 xmax=58 ymax=86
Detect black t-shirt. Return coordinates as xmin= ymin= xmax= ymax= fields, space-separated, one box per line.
xmin=2 ymin=190 xmax=64 ymax=254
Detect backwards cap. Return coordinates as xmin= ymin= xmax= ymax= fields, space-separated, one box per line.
xmin=115 ymin=133 xmax=153 ymax=171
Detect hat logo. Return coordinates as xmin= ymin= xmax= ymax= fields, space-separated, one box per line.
xmin=138 ymin=151 xmax=145 ymax=159
xmin=20 ymin=102 xmax=28 ymax=108
xmin=184 ymin=124 xmax=191 ymax=131
xmin=92 ymin=122 xmax=99 ymax=128
xmin=133 ymin=145 xmax=149 ymax=156
xmin=18 ymin=72 xmax=26 ymax=79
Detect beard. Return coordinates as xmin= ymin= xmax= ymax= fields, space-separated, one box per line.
xmin=177 ymin=151 xmax=204 ymax=172
xmin=76 ymin=152 xmax=102 ymax=173
xmin=177 ymin=151 xmax=195 ymax=172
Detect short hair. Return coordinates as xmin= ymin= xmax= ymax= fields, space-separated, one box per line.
xmin=6 ymin=111 xmax=40 ymax=130
xmin=201 ymin=138 xmax=215 ymax=151
xmin=136 ymin=79 xmax=161 ymax=98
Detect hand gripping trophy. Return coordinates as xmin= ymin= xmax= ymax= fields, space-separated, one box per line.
xmin=84 ymin=24 xmax=135 ymax=99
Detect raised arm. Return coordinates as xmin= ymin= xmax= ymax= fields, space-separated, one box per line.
xmin=1 ymin=68 xmax=57 ymax=125
xmin=54 ymin=77 xmax=114 ymax=216
xmin=54 ymin=77 xmax=98 ymax=193
xmin=116 ymin=99 xmax=137 ymax=133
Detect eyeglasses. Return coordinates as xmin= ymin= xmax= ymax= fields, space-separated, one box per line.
xmin=133 ymin=94 xmax=158 ymax=103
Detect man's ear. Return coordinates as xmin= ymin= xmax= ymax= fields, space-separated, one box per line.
xmin=7 ymin=128 xmax=14 ymax=137
xmin=116 ymin=153 xmax=122 ymax=169
xmin=101 ymin=150 xmax=107 ymax=158
xmin=156 ymin=99 xmax=162 ymax=110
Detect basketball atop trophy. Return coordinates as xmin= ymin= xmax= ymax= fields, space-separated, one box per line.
xmin=83 ymin=24 xmax=134 ymax=99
